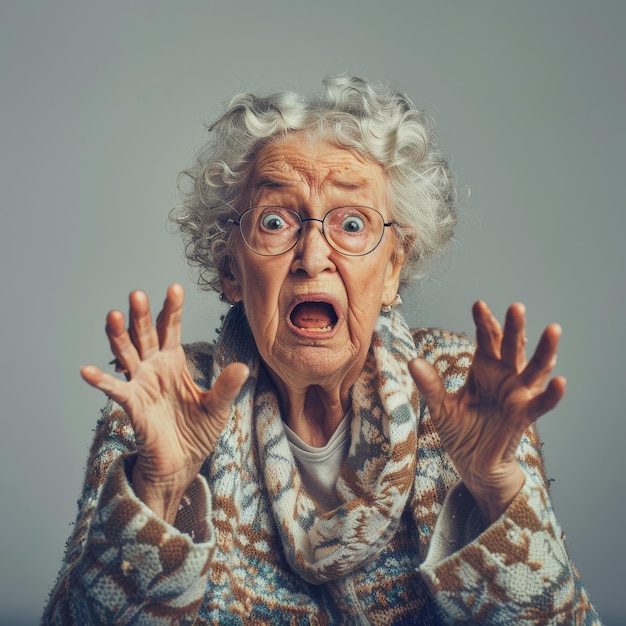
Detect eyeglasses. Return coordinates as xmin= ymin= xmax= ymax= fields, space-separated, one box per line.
xmin=229 ymin=206 xmax=395 ymax=257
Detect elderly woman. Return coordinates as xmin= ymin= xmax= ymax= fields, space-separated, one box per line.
xmin=43 ymin=76 xmax=599 ymax=625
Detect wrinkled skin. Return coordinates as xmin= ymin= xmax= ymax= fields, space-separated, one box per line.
xmin=409 ymin=300 xmax=565 ymax=522
xmin=81 ymin=285 xmax=249 ymax=523
xmin=221 ymin=136 xmax=405 ymax=446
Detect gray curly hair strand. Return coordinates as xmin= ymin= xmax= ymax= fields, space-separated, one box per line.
xmin=170 ymin=75 xmax=457 ymax=292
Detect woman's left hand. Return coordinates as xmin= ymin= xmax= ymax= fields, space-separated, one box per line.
xmin=408 ymin=301 xmax=566 ymax=524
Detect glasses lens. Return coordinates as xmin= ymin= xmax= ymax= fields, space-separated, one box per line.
xmin=324 ymin=207 xmax=385 ymax=256
xmin=240 ymin=207 xmax=301 ymax=256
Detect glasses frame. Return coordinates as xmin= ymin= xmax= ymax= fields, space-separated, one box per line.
xmin=229 ymin=206 xmax=396 ymax=257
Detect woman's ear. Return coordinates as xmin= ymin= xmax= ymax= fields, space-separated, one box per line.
xmin=382 ymin=246 xmax=405 ymax=307
xmin=382 ymin=224 xmax=416 ymax=305
xmin=219 ymin=259 xmax=243 ymax=303
xmin=220 ymin=274 xmax=243 ymax=304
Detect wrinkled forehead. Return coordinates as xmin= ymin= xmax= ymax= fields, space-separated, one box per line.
xmin=246 ymin=133 xmax=389 ymax=204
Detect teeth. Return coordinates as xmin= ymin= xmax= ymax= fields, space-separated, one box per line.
xmin=298 ymin=325 xmax=333 ymax=332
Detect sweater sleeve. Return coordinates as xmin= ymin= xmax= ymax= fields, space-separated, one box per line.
xmin=412 ymin=328 xmax=602 ymax=625
xmin=420 ymin=470 xmax=601 ymax=624
xmin=42 ymin=344 xmax=219 ymax=626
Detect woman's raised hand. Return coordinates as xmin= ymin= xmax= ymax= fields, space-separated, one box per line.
xmin=80 ymin=284 xmax=249 ymax=523
xmin=408 ymin=301 xmax=566 ymax=524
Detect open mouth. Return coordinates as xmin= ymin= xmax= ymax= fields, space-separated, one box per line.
xmin=289 ymin=301 xmax=339 ymax=333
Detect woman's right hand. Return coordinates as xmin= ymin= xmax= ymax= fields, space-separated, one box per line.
xmin=80 ymin=283 xmax=249 ymax=524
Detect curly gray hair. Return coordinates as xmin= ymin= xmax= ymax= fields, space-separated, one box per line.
xmin=170 ymin=75 xmax=457 ymax=292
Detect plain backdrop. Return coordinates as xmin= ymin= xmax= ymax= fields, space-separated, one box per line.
xmin=1 ymin=1 xmax=624 ymax=624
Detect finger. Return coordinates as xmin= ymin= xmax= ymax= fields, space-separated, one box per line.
xmin=521 ymin=323 xmax=561 ymax=386
xmin=205 ymin=362 xmax=250 ymax=415
xmin=500 ymin=303 xmax=527 ymax=371
xmin=156 ymin=283 xmax=185 ymax=350
xmin=408 ymin=358 xmax=447 ymax=422
xmin=526 ymin=375 xmax=566 ymax=420
xmin=128 ymin=290 xmax=159 ymax=359
xmin=106 ymin=309 xmax=141 ymax=374
xmin=472 ymin=301 xmax=503 ymax=360
xmin=80 ymin=365 xmax=131 ymax=405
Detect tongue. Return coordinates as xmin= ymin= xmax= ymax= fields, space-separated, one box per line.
xmin=291 ymin=302 xmax=335 ymax=330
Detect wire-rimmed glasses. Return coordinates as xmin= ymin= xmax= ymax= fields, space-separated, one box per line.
xmin=229 ymin=206 xmax=395 ymax=257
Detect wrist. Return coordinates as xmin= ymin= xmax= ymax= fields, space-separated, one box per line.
xmin=130 ymin=460 xmax=197 ymax=525
xmin=464 ymin=465 xmax=526 ymax=525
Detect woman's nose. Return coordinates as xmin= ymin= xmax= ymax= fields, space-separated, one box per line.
xmin=290 ymin=219 xmax=336 ymax=276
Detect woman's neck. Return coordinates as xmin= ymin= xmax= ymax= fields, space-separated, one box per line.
xmin=263 ymin=364 xmax=353 ymax=447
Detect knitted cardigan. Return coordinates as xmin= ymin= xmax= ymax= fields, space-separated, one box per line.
xmin=42 ymin=304 xmax=600 ymax=625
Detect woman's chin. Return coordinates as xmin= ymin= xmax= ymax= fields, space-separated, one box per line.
xmin=267 ymin=342 xmax=357 ymax=386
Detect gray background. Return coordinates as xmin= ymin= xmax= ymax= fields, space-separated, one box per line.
xmin=1 ymin=1 xmax=624 ymax=623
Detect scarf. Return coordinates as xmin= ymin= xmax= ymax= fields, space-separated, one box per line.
xmin=211 ymin=301 xmax=421 ymax=585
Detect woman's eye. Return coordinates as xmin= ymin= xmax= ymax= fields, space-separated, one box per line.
xmin=341 ymin=216 xmax=366 ymax=233
xmin=261 ymin=214 xmax=286 ymax=231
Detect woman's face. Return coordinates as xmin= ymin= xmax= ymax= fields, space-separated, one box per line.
xmin=222 ymin=134 xmax=405 ymax=391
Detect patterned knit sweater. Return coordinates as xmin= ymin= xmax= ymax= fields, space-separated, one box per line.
xmin=42 ymin=305 xmax=600 ymax=625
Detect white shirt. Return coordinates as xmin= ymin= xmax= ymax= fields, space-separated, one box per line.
xmin=283 ymin=413 xmax=351 ymax=512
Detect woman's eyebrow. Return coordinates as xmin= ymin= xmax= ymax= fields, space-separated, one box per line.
xmin=329 ymin=180 xmax=363 ymax=191
xmin=325 ymin=171 xmax=372 ymax=190
xmin=252 ymin=177 xmax=291 ymax=193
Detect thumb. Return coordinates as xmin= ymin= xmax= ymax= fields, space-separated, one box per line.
xmin=408 ymin=358 xmax=446 ymax=419
xmin=206 ymin=362 xmax=250 ymax=415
